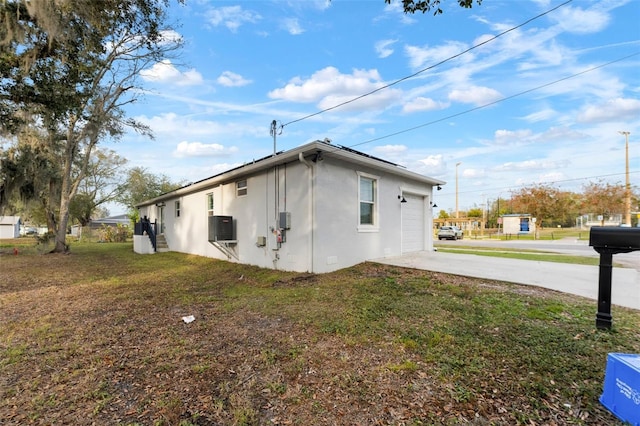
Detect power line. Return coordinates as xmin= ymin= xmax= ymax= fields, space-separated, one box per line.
xmin=280 ymin=0 xmax=574 ymax=129
xmin=297 ymin=51 xmax=637 ymax=188
xmin=350 ymin=52 xmax=639 ymax=148
xmin=321 ymin=51 xmax=639 ymax=203
xmin=439 ymin=170 xmax=640 ymax=200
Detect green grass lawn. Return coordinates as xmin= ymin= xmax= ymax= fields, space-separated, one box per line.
xmin=1 ymin=240 xmax=638 ymax=425
xmin=435 ymin=246 xmax=604 ymax=266
xmin=465 ymin=228 xmax=592 ymax=241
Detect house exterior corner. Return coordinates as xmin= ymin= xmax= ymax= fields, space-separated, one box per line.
xmin=135 ymin=141 xmax=444 ymax=273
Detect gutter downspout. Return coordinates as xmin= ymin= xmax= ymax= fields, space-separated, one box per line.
xmin=299 ymin=153 xmax=314 ymax=273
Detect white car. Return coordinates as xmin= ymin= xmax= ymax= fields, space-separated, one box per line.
xmin=437 ymin=226 xmax=463 ymax=240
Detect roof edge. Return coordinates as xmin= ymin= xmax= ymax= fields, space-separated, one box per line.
xmin=136 ymin=140 xmax=446 ymax=208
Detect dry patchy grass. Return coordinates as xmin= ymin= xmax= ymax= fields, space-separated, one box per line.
xmin=1 ymin=241 xmax=639 ymax=425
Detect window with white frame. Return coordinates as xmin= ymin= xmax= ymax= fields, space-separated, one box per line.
xmin=358 ymin=173 xmax=378 ymax=229
xmin=236 ymin=179 xmax=247 ymax=197
xmin=175 ymin=200 xmax=181 ymax=218
xmin=206 ymin=193 xmax=214 ymax=216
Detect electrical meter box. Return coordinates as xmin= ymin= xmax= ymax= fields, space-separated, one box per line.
xmin=208 ymin=215 xmax=233 ymax=241
xmin=279 ymin=212 xmax=291 ymax=230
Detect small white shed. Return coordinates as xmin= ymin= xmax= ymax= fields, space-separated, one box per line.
xmin=0 ymin=216 xmax=21 ymax=239
xmin=135 ymin=140 xmax=445 ymax=273
xmin=501 ymin=214 xmax=536 ymax=235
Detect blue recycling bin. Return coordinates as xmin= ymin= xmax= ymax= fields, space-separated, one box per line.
xmin=600 ymin=353 xmax=640 ymax=425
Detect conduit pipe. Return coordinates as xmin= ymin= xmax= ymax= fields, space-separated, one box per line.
xmin=299 ymin=153 xmax=314 ymax=273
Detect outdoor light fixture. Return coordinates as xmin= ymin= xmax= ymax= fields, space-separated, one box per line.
xmin=437 ymin=185 xmax=442 ymax=191
xmin=398 ymin=195 xmax=407 ymax=203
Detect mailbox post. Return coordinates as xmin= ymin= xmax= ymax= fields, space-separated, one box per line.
xmin=589 ymin=227 xmax=640 ymax=330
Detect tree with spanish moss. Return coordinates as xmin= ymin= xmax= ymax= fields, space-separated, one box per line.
xmin=0 ymin=0 xmax=183 ymax=252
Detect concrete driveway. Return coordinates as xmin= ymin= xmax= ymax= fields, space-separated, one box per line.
xmin=374 ymin=250 xmax=640 ymax=311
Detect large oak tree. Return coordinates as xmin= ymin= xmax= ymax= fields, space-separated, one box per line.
xmin=0 ymin=0 xmax=182 ymax=252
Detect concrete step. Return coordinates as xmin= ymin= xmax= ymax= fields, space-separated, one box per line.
xmin=156 ymin=235 xmax=169 ymax=252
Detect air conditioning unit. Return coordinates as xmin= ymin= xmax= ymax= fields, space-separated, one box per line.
xmin=208 ymin=215 xmax=234 ymax=241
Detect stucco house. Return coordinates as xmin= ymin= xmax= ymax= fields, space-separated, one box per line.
xmin=135 ymin=140 xmax=445 ymax=273
xmin=0 ymin=216 xmax=21 ymax=239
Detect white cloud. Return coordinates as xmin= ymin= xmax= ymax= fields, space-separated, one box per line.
xmin=378 ymin=2 xmax=416 ymax=25
xmin=268 ymin=66 xmax=402 ymax=111
xmin=462 ymin=168 xmax=485 ymax=179
xmin=136 ymin=113 xmax=265 ymax=139
xmin=538 ymin=171 xmax=566 ymax=183
xmin=140 ymin=60 xmax=203 ymax=86
xmin=158 ymin=29 xmax=183 ymax=45
xmin=419 ymin=154 xmax=444 ymax=168
xmin=493 ymin=159 xmax=567 ymax=172
xmin=517 ymin=40 xmax=567 ymax=71
xmin=521 ymin=108 xmax=557 ymax=123
xmin=404 ymin=41 xmax=470 ymax=70
xmin=205 ymin=6 xmax=261 ymax=32
xmin=217 ymin=71 xmax=252 ymax=87
xmin=551 ymin=5 xmax=610 ymax=34
xmin=375 ymin=39 xmax=398 ymax=58
xmin=282 ymin=18 xmax=304 ymax=35
xmin=493 ymin=129 xmax=533 ymax=146
xmin=317 ymin=90 xmax=401 ymax=112
xmin=577 ymin=98 xmax=640 ymax=123
xmin=373 ymin=144 xmax=407 ymax=154
xmin=448 ymin=86 xmax=502 ymax=106
xmin=402 ymin=96 xmax=449 ymax=114
xmin=174 ymin=141 xmax=237 ymax=158
xmin=269 ymin=67 xmax=380 ymax=102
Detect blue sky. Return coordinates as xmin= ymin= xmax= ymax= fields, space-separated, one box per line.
xmin=108 ymin=0 xmax=640 ymax=215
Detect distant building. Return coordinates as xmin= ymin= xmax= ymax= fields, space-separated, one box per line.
xmin=0 ymin=216 xmax=21 ymax=239
xmin=501 ymin=214 xmax=536 ymax=234
xmin=576 ymin=213 xmax=623 ymax=229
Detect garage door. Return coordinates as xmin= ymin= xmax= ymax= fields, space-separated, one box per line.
xmin=401 ymin=194 xmax=425 ymax=253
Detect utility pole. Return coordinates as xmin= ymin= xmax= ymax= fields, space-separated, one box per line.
xmin=270 ymin=120 xmax=281 ymax=155
xmin=619 ymin=131 xmax=631 ymax=226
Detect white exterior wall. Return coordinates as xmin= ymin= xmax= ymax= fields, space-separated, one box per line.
xmin=502 ymin=215 xmax=536 ymax=234
xmin=311 ymin=157 xmax=434 ymax=273
xmin=0 ymin=217 xmax=20 ymax=239
xmin=137 ymin=152 xmax=435 ymax=273
xmin=139 ymin=161 xmax=313 ymax=271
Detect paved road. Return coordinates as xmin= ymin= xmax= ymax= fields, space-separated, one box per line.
xmin=374 ymin=244 xmax=640 ymax=311
xmin=436 ymin=237 xmax=640 ymax=269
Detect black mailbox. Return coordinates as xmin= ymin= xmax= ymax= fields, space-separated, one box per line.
xmin=589 ymin=226 xmax=640 ymax=253
xmin=589 ymin=227 xmax=640 ymax=330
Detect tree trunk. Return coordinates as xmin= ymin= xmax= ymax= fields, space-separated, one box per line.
xmin=54 ymin=195 xmax=70 ymax=252
xmin=52 ymin=135 xmax=77 ymax=253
